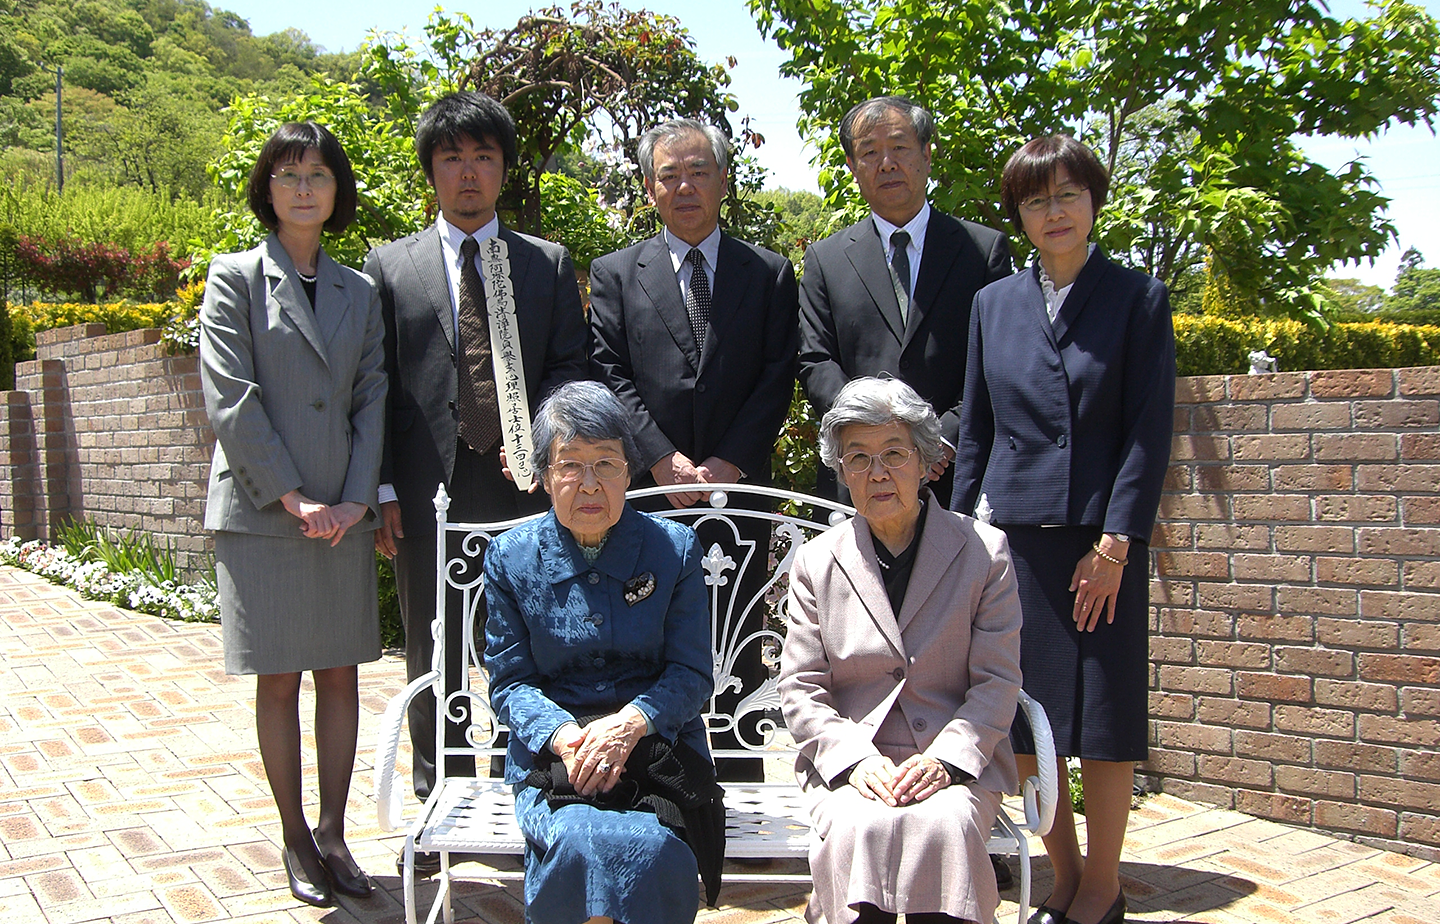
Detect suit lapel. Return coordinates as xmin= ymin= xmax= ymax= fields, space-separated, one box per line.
xmin=261 ymin=236 xmax=329 ymax=369
xmin=895 ymin=495 xmax=966 ymax=633
xmin=903 ymin=213 xmax=962 ymax=348
xmin=1023 ymin=264 xmax=1061 ymax=352
xmin=405 ymin=225 xmax=455 ymax=353
xmin=834 ymin=517 xmax=906 ymax=658
xmin=636 ymin=233 xmax=701 ymax=370
xmin=1050 ymin=247 xmax=1108 ymax=344
xmin=843 ymin=221 xmax=905 ymax=344
xmin=696 ymin=234 xmax=749 ymax=376
xmin=312 ymin=250 xmax=349 ymax=355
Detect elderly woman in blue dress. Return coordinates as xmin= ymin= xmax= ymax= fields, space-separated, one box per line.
xmin=484 ymin=380 xmax=719 ymax=924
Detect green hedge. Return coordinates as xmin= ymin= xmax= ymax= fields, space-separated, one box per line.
xmin=1173 ymin=316 xmax=1440 ymax=377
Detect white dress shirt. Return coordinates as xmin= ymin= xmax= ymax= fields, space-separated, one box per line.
xmin=871 ymin=202 xmax=930 ymax=299
xmin=662 ymin=225 xmax=722 ymax=305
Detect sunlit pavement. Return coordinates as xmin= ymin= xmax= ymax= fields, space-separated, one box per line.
xmin=2 ymin=565 xmax=1437 ymax=924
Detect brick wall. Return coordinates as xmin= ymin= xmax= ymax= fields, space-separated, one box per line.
xmin=0 ymin=323 xmax=213 ymax=572
xmin=0 ymin=323 xmax=1436 ymax=855
xmin=1146 ymin=366 xmax=1440 ymax=861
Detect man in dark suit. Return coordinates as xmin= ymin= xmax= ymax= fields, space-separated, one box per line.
xmin=589 ymin=118 xmax=799 ymax=779
xmin=364 ymin=92 xmax=589 ymax=822
xmin=799 ymin=96 xmax=1013 ymax=507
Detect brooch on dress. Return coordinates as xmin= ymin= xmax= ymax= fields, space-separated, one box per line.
xmin=623 ymin=572 xmax=656 ymax=606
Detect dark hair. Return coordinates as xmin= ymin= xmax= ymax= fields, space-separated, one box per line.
xmin=838 ymin=96 xmax=934 ymax=159
xmin=415 ymin=92 xmax=518 ymax=181
xmin=999 ymin=135 xmax=1110 ymax=233
xmin=246 ymin=122 xmax=357 ymax=233
xmin=531 ymin=381 xmax=642 ymax=478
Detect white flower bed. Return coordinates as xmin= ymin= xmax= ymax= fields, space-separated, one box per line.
xmin=0 ymin=536 xmax=219 ymax=623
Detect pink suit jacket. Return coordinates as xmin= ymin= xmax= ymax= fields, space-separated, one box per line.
xmin=781 ymin=493 xmax=1023 ymax=796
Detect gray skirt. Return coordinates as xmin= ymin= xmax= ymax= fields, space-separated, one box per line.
xmin=215 ymin=528 xmax=380 ymax=675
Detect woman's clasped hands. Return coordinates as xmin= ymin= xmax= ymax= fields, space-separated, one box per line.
xmin=281 ymin=491 xmax=368 ymax=546
xmin=551 ymin=705 xmax=650 ymax=797
xmin=849 ymin=753 xmax=951 ymax=806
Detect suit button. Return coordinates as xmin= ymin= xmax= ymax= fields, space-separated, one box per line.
xmin=589 ymin=614 xmax=603 ymax=627
xmin=913 ymin=718 xmax=927 ymax=732
xmin=1057 ymin=434 xmax=1068 ymax=448
xmin=594 ymin=682 xmax=606 ymax=692
xmin=593 ymin=657 xmax=605 ymax=668
xmin=313 ymin=400 xmax=326 ymax=411
xmin=900 ymin=359 xmax=911 ymax=370
xmin=696 ymin=383 xmax=707 ymax=393
xmin=587 ymin=572 xmax=600 ymax=585
xmin=891 ymin=667 xmax=905 ymax=680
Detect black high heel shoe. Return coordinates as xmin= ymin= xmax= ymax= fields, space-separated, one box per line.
xmin=314 ymin=829 xmax=372 ymax=898
xmin=1064 ymin=891 xmax=1126 ymax=924
xmin=282 ymin=844 xmax=334 ymax=908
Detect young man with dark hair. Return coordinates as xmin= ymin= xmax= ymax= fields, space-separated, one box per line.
xmin=363 ymin=95 xmax=588 ymax=869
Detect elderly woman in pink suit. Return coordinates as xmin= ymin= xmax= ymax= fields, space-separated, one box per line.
xmin=780 ymin=377 xmax=1024 ymax=924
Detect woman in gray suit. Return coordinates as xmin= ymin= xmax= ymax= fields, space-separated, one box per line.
xmin=200 ymin=122 xmax=387 ymax=908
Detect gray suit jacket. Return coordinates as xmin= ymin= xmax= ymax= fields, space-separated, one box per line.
xmin=780 ymin=493 xmax=1022 ymax=796
xmin=363 ymin=223 xmax=588 ymax=527
xmin=201 ymin=235 xmax=388 ymax=536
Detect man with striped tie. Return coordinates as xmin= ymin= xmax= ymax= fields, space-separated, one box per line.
xmin=588 ymin=118 xmax=799 ymax=781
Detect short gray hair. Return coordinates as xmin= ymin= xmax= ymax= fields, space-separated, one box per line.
xmin=637 ymin=119 xmax=730 ymax=183
xmin=818 ymin=377 xmax=947 ymax=474
xmin=531 ymin=381 xmax=642 ymax=477
xmin=838 ymin=97 xmax=934 ymax=159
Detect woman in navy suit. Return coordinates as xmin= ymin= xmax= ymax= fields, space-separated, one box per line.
xmin=201 ymin=122 xmax=386 ymax=907
xmin=484 ymin=381 xmax=717 ymax=924
xmin=950 ymin=136 xmax=1175 ymax=924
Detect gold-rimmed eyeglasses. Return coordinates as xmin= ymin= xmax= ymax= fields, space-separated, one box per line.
xmin=1020 ymin=187 xmax=1087 ymax=213
xmin=549 ymin=458 xmax=629 ymax=482
xmin=271 ymin=168 xmax=336 ymax=190
xmin=840 ymin=446 xmax=917 ymax=474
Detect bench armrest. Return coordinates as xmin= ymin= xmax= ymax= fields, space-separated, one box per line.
xmin=374 ymin=670 xmax=441 ymax=832
xmin=1017 ymin=690 xmax=1057 ymax=837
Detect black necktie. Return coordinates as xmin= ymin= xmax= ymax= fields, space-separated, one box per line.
xmin=685 ymin=247 xmax=711 ymax=352
xmin=455 ymin=237 xmax=500 ymax=454
xmin=890 ymin=229 xmax=912 ymax=299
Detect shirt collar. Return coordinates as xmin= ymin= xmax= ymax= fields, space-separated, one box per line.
xmin=438 ymin=213 xmax=500 ymax=258
xmin=663 ymin=225 xmax=722 ymax=275
xmin=871 ymin=201 xmax=930 ymax=255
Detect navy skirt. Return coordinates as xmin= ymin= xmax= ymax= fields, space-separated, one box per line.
xmin=1002 ymin=525 xmax=1149 ymax=762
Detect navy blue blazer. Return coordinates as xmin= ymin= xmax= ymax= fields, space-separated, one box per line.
xmin=949 ymin=248 xmax=1175 ymax=541
xmin=483 ymin=505 xmax=714 ymax=785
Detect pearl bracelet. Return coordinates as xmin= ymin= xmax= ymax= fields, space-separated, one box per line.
xmin=1091 ymin=541 xmax=1128 ymax=566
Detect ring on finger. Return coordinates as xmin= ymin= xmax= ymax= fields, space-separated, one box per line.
xmin=598 ymin=762 xmax=611 ymax=774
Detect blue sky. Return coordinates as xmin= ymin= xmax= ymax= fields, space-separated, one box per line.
xmin=227 ymin=0 xmax=1438 ymax=289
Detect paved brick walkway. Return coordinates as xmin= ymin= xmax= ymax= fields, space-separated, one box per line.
xmin=2 ymin=565 xmax=1437 ymax=923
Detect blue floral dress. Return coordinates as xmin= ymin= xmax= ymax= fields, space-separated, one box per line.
xmin=484 ymin=505 xmax=714 ymax=924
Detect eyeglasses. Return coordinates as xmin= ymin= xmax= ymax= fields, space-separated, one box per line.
xmin=549 ymin=458 xmax=628 ymax=482
xmin=1020 ymin=187 xmax=1087 ymax=213
xmin=271 ymin=168 xmax=336 ymax=190
xmin=839 ymin=446 xmax=916 ymax=474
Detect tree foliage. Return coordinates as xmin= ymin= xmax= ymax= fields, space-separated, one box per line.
xmin=362 ymin=4 xmax=780 ymax=245
xmin=1 ymin=0 xmax=359 ymax=196
xmin=749 ymin=0 xmax=1440 ymax=323
xmin=1386 ymin=247 xmax=1440 ymax=321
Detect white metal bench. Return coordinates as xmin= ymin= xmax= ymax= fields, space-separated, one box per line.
xmin=374 ymin=483 xmax=1057 ymax=924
